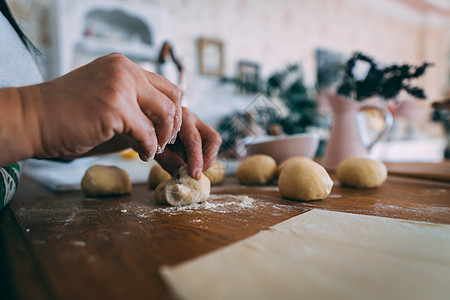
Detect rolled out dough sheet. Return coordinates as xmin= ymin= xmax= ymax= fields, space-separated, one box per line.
xmin=161 ymin=209 xmax=450 ymax=300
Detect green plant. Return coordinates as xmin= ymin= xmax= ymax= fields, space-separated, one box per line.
xmin=337 ymin=52 xmax=433 ymax=101
xmin=218 ymin=64 xmax=323 ymax=155
xmin=264 ymin=64 xmax=319 ymax=134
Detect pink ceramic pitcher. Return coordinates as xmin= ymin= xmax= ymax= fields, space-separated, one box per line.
xmin=321 ymin=93 xmax=393 ymax=171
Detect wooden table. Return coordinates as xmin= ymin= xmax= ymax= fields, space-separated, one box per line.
xmin=1 ymin=163 xmax=449 ymax=300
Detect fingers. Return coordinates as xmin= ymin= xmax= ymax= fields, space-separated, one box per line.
xmin=144 ymin=71 xmax=182 ymax=144
xmin=142 ymin=106 xmax=222 ymax=182
xmin=137 ymin=86 xmax=176 ymax=153
xmin=178 ymin=110 xmax=204 ymax=179
xmin=98 ymin=56 xmax=219 ymax=172
xmin=179 ymin=128 xmax=203 ymax=180
xmin=155 ymin=150 xmax=185 ymax=175
xmin=123 ymin=105 xmax=158 ymax=161
xmin=197 ymin=123 xmax=222 ymax=171
xmin=144 ymin=72 xmax=182 ymax=103
xmin=176 ymin=108 xmax=222 ymax=180
xmin=116 ymin=56 xmax=181 ymax=153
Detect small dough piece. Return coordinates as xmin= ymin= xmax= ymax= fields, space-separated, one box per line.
xmin=336 ymin=157 xmax=387 ymax=188
xmin=203 ymin=161 xmax=226 ymax=185
xmin=278 ymin=160 xmax=333 ymax=201
xmin=236 ymin=155 xmax=277 ymax=185
xmin=154 ymin=166 xmax=211 ymax=206
xmin=148 ymin=163 xmax=172 ymax=189
xmin=81 ymin=165 xmax=131 ymax=197
xmin=120 ymin=148 xmax=139 ymax=160
xmin=277 ymin=156 xmax=312 ymax=176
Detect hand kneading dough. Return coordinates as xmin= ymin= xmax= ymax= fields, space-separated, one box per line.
xmin=203 ymin=161 xmax=226 ymax=185
xmin=148 ymin=163 xmax=172 ymax=189
xmin=277 ymin=156 xmax=312 ymax=176
xmin=336 ymin=157 xmax=387 ymax=188
xmin=278 ymin=160 xmax=333 ymax=201
xmin=81 ymin=165 xmax=131 ymax=197
xmin=154 ymin=166 xmax=211 ymax=206
xmin=236 ymin=155 xmax=277 ymax=185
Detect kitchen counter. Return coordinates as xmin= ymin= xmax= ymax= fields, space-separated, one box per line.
xmin=1 ymin=162 xmax=449 ymax=299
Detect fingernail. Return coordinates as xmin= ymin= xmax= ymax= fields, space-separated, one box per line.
xmin=146 ymin=153 xmax=155 ymax=162
xmin=140 ymin=153 xmax=148 ymax=162
xmin=156 ymin=144 xmax=166 ymax=154
xmin=194 ymin=168 xmax=202 ymax=179
xmin=169 ymin=133 xmax=178 ymax=144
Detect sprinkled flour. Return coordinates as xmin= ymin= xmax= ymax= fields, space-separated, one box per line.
xmin=71 ymin=241 xmax=87 ymax=247
xmin=121 ymin=193 xmax=298 ymax=219
xmin=134 ymin=194 xmax=258 ymax=216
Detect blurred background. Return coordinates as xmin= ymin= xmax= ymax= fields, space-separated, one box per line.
xmin=8 ymin=0 xmax=450 ymax=162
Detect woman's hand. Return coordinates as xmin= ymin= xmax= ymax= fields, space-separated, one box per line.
xmin=4 ymin=52 xmax=221 ymax=178
xmin=156 ymin=107 xmax=222 ymax=180
xmin=19 ymin=53 xmax=182 ymax=161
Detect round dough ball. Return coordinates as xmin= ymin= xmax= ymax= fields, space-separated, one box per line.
xmin=154 ymin=166 xmax=211 ymax=206
xmin=203 ymin=161 xmax=226 ymax=185
xmin=336 ymin=157 xmax=387 ymax=188
xmin=81 ymin=165 xmax=131 ymax=197
xmin=148 ymin=163 xmax=172 ymax=189
xmin=277 ymin=156 xmax=312 ymax=176
xmin=278 ymin=160 xmax=333 ymax=201
xmin=236 ymin=155 xmax=277 ymax=185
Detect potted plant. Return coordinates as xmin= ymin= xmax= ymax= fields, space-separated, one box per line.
xmin=321 ymin=52 xmax=433 ymax=170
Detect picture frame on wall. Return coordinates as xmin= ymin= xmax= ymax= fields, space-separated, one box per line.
xmin=198 ymin=38 xmax=224 ymax=77
xmin=238 ymin=60 xmax=260 ymax=93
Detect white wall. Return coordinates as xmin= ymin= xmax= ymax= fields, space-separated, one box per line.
xmin=8 ymin=0 xmax=450 ymax=128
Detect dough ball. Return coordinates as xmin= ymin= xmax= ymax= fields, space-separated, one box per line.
xmin=278 ymin=160 xmax=333 ymax=201
xmin=277 ymin=156 xmax=312 ymax=177
xmin=236 ymin=155 xmax=277 ymax=185
xmin=336 ymin=157 xmax=387 ymax=188
xmin=148 ymin=163 xmax=172 ymax=189
xmin=81 ymin=165 xmax=131 ymax=197
xmin=203 ymin=161 xmax=226 ymax=185
xmin=154 ymin=166 xmax=211 ymax=206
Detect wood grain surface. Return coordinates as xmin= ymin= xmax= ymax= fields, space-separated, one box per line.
xmin=386 ymin=161 xmax=450 ymax=182
xmin=1 ymin=169 xmax=449 ymax=300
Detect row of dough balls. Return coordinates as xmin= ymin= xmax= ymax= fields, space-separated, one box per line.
xmin=81 ymin=156 xmax=387 ymax=204
xmin=236 ymin=155 xmax=387 ymax=201
xmin=80 ymin=161 xmax=225 ymax=199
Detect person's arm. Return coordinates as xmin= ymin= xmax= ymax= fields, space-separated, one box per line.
xmin=1 ymin=52 xmax=221 ymax=178
xmin=0 ymin=87 xmax=36 ymax=166
xmin=0 ymin=53 xmax=182 ymax=209
xmin=0 ymin=88 xmax=24 ymax=208
xmin=0 ymin=53 xmax=182 ymax=167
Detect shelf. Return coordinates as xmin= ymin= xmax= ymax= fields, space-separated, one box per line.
xmin=77 ymin=38 xmax=157 ymax=61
